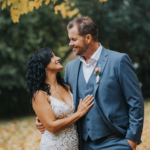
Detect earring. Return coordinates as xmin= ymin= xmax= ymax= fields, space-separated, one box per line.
xmin=45 ymin=69 xmax=47 ymax=76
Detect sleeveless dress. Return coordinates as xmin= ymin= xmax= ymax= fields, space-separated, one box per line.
xmin=40 ymin=91 xmax=79 ymax=150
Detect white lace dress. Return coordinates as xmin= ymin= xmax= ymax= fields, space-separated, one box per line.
xmin=40 ymin=91 xmax=79 ymax=150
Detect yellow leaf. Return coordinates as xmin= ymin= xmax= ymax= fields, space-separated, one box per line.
xmin=7 ymin=0 xmax=12 ymax=6
xmin=40 ymin=0 xmax=43 ymax=5
xmin=53 ymin=0 xmax=57 ymax=4
xmin=12 ymin=0 xmax=19 ymax=6
xmin=35 ymin=0 xmax=42 ymax=9
xmin=2 ymin=1 xmax=6 ymax=10
xmin=11 ymin=0 xmax=19 ymax=9
xmin=51 ymin=0 xmax=57 ymax=4
xmin=45 ymin=0 xmax=50 ymax=5
xmin=11 ymin=8 xmax=18 ymax=16
xmin=1 ymin=0 xmax=80 ymax=23
xmin=28 ymin=1 xmax=35 ymax=12
xmin=60 ymin=3 xmax=66 ymax=19
xmin=99 ymin=0 xmax=107 ymax=3
xmin=77 ymin=13 xmax=81 ymax=17
xmin=11 ymin=15 xmax=19 ymax=23
xmin=54 ymin=2 xmax=78 ymax=19
xmin=71 ymin=2 xmax=75 ymax=7
xmin=17 ymin=1 xmax=28 ymax=14
xmin=67 ymin=8 xmax=79 ymax=18
xmin=65 ymin=5 xmax=70 ymax=11
xmin=54 ymin=5 xmax=61 ymax=14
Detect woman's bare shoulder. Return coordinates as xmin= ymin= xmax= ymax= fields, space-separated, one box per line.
xmin=33 ymin=90 xmax=51 ymax=103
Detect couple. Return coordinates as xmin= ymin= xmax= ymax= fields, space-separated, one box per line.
xmin=26 ymin=16 xmax=144 ymax=150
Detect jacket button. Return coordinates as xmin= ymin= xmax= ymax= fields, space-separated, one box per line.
xmin=88 ymin=128 xmax=90 ymax=131
xmin=87 ymin=118 xmax=89 ymax=121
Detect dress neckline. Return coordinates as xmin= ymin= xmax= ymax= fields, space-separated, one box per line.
xmin=49 ymin=91 xmax=73 ymax=110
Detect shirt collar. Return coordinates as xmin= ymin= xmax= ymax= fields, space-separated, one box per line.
xmin=79 ymin=43 xmax=102 ymax=64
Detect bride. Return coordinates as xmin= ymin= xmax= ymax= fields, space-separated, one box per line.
xmin=26 ymin=47 xmax=94 ymax=150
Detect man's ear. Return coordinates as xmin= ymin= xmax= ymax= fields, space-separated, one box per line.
xmin=85 ymin=34 xmax=92 ymax=44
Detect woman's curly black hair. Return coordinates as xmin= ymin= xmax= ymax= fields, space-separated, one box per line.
xmin=26 ymin=47 xmax=68 ymax=101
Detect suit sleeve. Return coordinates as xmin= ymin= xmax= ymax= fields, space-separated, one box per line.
xmin=64 ymin=63 xmax=69 ymax=84
xmin=118 ymin=54 xmax=144 ymax=143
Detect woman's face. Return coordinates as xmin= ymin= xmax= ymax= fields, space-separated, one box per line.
xmin=46 ymin=53 xmax=63 ymax=72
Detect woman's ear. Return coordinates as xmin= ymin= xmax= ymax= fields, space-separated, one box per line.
xmin=85 ymin=34 xmax=92 ymax=44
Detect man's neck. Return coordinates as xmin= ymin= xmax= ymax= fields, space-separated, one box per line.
xmin=82 ymin=42 xmax=99 ymax=64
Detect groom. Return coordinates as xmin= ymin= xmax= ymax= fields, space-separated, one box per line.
xmin=36 ymin=16 xmax=144 ymax=150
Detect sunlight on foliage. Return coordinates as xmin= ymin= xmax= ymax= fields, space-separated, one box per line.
xmin=54 ymin=2 xmax=78 ymax=19
xmin=0 ymin=100 xmax=149 ymax=150
xmin=99 ymin=0 xmax=107 ymax=3
xmin=0 ymin=0 xmax=79 ymax=23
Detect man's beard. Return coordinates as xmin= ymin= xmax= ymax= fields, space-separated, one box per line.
xmin=73 ymin=41 xmax=88 ymax=56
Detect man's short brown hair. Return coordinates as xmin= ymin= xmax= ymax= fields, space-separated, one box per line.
xmin=67 ymin=16 xmax=98 ymax=42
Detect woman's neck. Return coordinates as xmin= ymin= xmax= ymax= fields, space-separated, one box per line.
xmin=45 ymin=72 xmax=58 ymax=88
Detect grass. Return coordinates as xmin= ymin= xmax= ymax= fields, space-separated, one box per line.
xmin=0 ymin=99 xmax=150 ymax=150
xmin=0 ymin=116 xmax=41 ymax=150
xmin=137 ymin=98 xmax=150 ymax=150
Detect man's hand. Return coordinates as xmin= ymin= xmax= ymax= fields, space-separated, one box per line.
xmin=126 ymin=139 xmax=137 ymax=150
xmin=35 ymin=117 xmax=45 ymax=134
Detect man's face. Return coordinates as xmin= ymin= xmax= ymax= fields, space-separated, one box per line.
xmin=68 ymin=26 xmax=88 ymax=56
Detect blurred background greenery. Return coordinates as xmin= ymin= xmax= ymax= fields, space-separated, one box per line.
xmin=0 ymin=0 xmax=150 ymax=149
xmin=0 ymin=0 xmax=150 ymax=118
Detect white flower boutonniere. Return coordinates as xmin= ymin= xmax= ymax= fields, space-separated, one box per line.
xmin=94 ymin=64 xmax=101 ymax=83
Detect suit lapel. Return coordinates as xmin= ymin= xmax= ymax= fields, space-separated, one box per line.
xmin=72 ymin=58 xmax=81 ymax=111
xmin=93 ymin=47 xmax=108 ymax=97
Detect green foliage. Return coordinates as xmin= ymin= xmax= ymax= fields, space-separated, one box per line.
xmin=1 ymin=0 xmax=150 ymax=117
xmin=72 ymin=0 xmax=150 ymax=97
xmin=0 ymin=2 xmax=70 ymax=118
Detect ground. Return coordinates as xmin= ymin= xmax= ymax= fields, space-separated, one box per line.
xmin=0 ymin=99 xmax=150 ymax=150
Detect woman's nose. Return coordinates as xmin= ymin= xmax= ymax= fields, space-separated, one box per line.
xmin=56 ymin=56 xmax=61 ymax=60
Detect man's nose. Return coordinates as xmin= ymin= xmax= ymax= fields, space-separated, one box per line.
xmin=69 ymin=41 xmax=73 ymax=46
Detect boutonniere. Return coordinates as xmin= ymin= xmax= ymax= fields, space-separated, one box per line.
xmin=94 ymin=64 xmax=101 ymax=83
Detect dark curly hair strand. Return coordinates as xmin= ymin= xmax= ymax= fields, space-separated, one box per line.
xmin=26 ymin=47 xmax=68 ymax=102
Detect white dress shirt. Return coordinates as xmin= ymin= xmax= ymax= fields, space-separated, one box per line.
xmin=79 ymin=43 xmax=102 ymax=83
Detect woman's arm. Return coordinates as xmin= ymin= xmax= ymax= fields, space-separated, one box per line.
xmin=33 ymin=90 xmax=94 ymax=134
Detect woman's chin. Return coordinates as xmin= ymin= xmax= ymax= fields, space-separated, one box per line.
xmin=60 ymin=66 xmax=64 ymax=70
xmin=57 ymin=66 xmax=63 ymax=71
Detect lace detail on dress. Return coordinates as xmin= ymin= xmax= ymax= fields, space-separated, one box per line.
xmin=40 ymin=91 xmax=79 ymax=150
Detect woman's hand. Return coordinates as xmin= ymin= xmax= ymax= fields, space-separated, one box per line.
xmin=34 ymin=92 xmax=94 ymax=134
xmin=77 ymin=95 xmax=94 ymax=116
xmin=35 ymin=117 xmax=45 ymax=134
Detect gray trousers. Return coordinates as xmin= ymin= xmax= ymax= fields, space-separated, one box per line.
xmin=82 ymin=136 xmax=132 ymax=150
